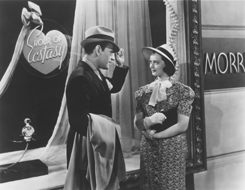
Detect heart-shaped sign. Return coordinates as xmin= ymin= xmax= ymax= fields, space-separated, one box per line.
xmin=23 ymin=29 xmax=68 ymax=75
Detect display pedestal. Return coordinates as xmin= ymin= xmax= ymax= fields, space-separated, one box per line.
xmin=0 ymin=159 xmax=48 ymax=183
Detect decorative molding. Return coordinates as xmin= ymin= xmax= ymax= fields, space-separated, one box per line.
xmin=202 ymin=25 xmax=245 ymax=31
xmin=185 ymin=0 xmax=207 ymax=174
xmin=204 ymin=87 xmax=245 ymax=95
xmin=207 ymin=150 xmax=245 ymax=161
xmin=202 ymin=29 xmax=245 ymax=38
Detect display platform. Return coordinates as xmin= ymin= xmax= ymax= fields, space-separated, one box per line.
xmin=0 ymin=147 xmax=140 ymax=190
xmin=0 ymin=159 xmax=48 ymax=183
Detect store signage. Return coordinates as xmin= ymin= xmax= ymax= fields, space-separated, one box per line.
xmin=204 ymin=52 xmax=245 ymax=75
xmin=203 ymin=37 xmax=245 ymax=90
xmin=23 ymin=28 xmax=68 ymax=75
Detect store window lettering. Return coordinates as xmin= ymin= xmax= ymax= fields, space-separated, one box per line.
xmin=204 ymin=52 xmax=245 ymax=75
xmin=23 ymin=28 xmax=68 ymax=75
xmin=29 ymin=44 xmax=65 ymax=65
xmin=33 ymin=37 xmax=51 ymax=47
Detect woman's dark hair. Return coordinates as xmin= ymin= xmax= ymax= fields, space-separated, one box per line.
xmin=161 ymin=55 xmax=176 ymax=76
xmin=83 ymin=41 xmax=111 ymax=54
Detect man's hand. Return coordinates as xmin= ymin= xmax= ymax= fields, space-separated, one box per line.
xmin=115 ymin=48 xmax=125 ymax=67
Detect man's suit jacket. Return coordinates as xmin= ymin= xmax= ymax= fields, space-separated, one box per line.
xmin=66 ymin=60 xmax=129 ymax=166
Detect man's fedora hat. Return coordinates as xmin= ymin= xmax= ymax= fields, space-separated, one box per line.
xmin=142 ymin=44 xmax=176 ymax=73
xmin=81 ymin=25 xmax=119 ymax=52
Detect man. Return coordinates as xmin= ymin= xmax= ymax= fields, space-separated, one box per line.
xmin=65 ymin=25 xmax=129 ymax=189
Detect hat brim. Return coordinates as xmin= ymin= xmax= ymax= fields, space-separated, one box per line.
xmin=142 ymin=47 xmax=176 ymax=71
xmin=81 ymin=38 xmax=120 ymax=52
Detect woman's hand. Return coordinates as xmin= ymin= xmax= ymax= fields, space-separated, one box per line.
xmin=144 ymin=112 xmax=166 ymax=130
xmin=142 ymin=129 xmax=156 ymax=140
xmin=134 ymin=112 xmax=166 ymax=132
xmin=152 ymin=114 xmax=190 ymax=139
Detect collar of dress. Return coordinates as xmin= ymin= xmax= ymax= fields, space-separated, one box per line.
xmin=148 ymin=79 xmax=173 ymax=106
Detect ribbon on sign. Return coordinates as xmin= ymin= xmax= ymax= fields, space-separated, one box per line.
xmin=0 ymin=2 xmax=43 ymax=98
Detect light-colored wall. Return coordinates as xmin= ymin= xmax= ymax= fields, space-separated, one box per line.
xmin=194 ymin=89 xmax=245 ymax=190
xmin=195 ymin=1 xmax=245 ymax=189
xmin=201 ymin=0 xmax=245 ymax=26
xmin=204 ymin=89 xmax=245 ymax=157
xmin=195 ymin=151 xmax=245 ymax=190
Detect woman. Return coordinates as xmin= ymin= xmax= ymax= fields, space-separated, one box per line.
xmin=134 ymin=44 xmax=195 ymax=190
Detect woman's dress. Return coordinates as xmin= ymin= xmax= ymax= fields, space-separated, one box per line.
xmin=135 ymin=79 xmax=195 ymax=190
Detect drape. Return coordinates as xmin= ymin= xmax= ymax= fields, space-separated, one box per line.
xmin=0 ymin=5 xmax=43 ymax=98
xmin=40 ymin=0 xmax=153 ymax=164
xmin=0 ymin=26 xmax=29 ymax=98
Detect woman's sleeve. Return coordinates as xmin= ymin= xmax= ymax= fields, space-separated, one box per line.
xmin=177 ymin=86 xmax=195 ymax=117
